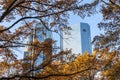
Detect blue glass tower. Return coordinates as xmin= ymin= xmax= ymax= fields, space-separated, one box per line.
xmin=34 ymin=23 xmax=52 ymax=66
xmin=80 ymin=23 xmax=92 ymax=53
xmin=24 ymin=23 xmax=52 ymax=70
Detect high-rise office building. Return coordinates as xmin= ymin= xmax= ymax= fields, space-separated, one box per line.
xmin=61 ymin=22 xmax=92 ymax=54
xmin=24 ymin=23 xmax=52 ymax=67
xmin=34 ymin=23 xmax=52 ymax=66
xmin=24 ymin=22 xmax=91 ymax=68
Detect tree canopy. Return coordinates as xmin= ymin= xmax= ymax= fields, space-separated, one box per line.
xmin=92 ymin=0 xmax=120 ymax=51
xmin=0 ymin=0 xmax=120 ymax=80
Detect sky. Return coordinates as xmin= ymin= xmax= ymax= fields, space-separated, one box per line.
xmin=53 ymin=0 xmax=104 ymax=52
xmin=68 ymin=13 xmax=103 ymax=51
xmin=0 ymin=17 xmax=104 ymax=59
xmin=52 ymin=12 xmax=103 ymax=54
xmin=0 ymin=0 xmax=104 ymax=59
xmin=68 ymin=13 xmax=103 ymax=40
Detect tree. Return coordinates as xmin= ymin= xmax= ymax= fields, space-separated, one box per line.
xmin=0 ymin=0 xmax=99 ymax=52
xmin=0 ymin=0 xmax=120 ymax=80
xmin=95 ymin=48 xmax=120 ymax=80
xmin=92 ymin=0 xmax=120 ymax=51
xmin=91 ymin=1 xmax=120 ymax=80
xmin=1 ymin=49 xmax=108 ymax=80
xmin=0 ymin=0 xmax=100 ymax=80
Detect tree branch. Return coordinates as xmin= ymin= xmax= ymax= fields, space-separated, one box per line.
xmin=101 ymin=0 xmax=120 ymax=8
xmin=0 ymin=68 xmax=96 ymax=79
xmin=18 ymin=5 xmax=52 ymax=13
xmin=0 ymin=16 xmax=38 ymax=33
xmin=0 ymin=0 xmax=25 ymax=22
xmin=0 ymin=0 xmax=17 ymax=22
xmin=0 ymin=6 xmax=79 ymax=33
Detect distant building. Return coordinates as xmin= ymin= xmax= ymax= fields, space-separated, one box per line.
xmin=24 ymin=22 xmax=92 ymax=70
xmin=34 ymin=23 xmax=52 ymax=66
xmin=61 ymin=22 xmax=92 ymax=54
xmin=24 ymin=23 xmax=52 ymax=71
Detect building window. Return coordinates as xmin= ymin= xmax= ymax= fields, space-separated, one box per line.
xmin=83 ymin=29 xmax=86 ymax=32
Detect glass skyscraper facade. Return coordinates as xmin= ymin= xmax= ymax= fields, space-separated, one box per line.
xmin=24 ymin=22 xmax=92 ymax=73
xmin=80 ymin=23 xmax=92 ymax=53
xmin=61 ymin=22 xmax=92 ymax=54
xmin=34 ymin=23 xmax=52 ymax=66
xmin=24 ymin=23 xmax=52 ymax=68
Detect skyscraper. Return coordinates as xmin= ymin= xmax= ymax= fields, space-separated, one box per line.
xmin=80 ymin=23 xmax=92 ymax=54
xmin=61 ymin=22 xmax=92 ymax=54
xmin=24 ymin=23 xmax=52 ymax=68
xmin=34 ymin=23 xmax=52 ymax=66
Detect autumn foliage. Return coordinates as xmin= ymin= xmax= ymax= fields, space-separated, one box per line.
xmin=0 ymin=0 xmax=120 ymax=80
xmin=0 ymin=46 xmax=119 ymax=80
